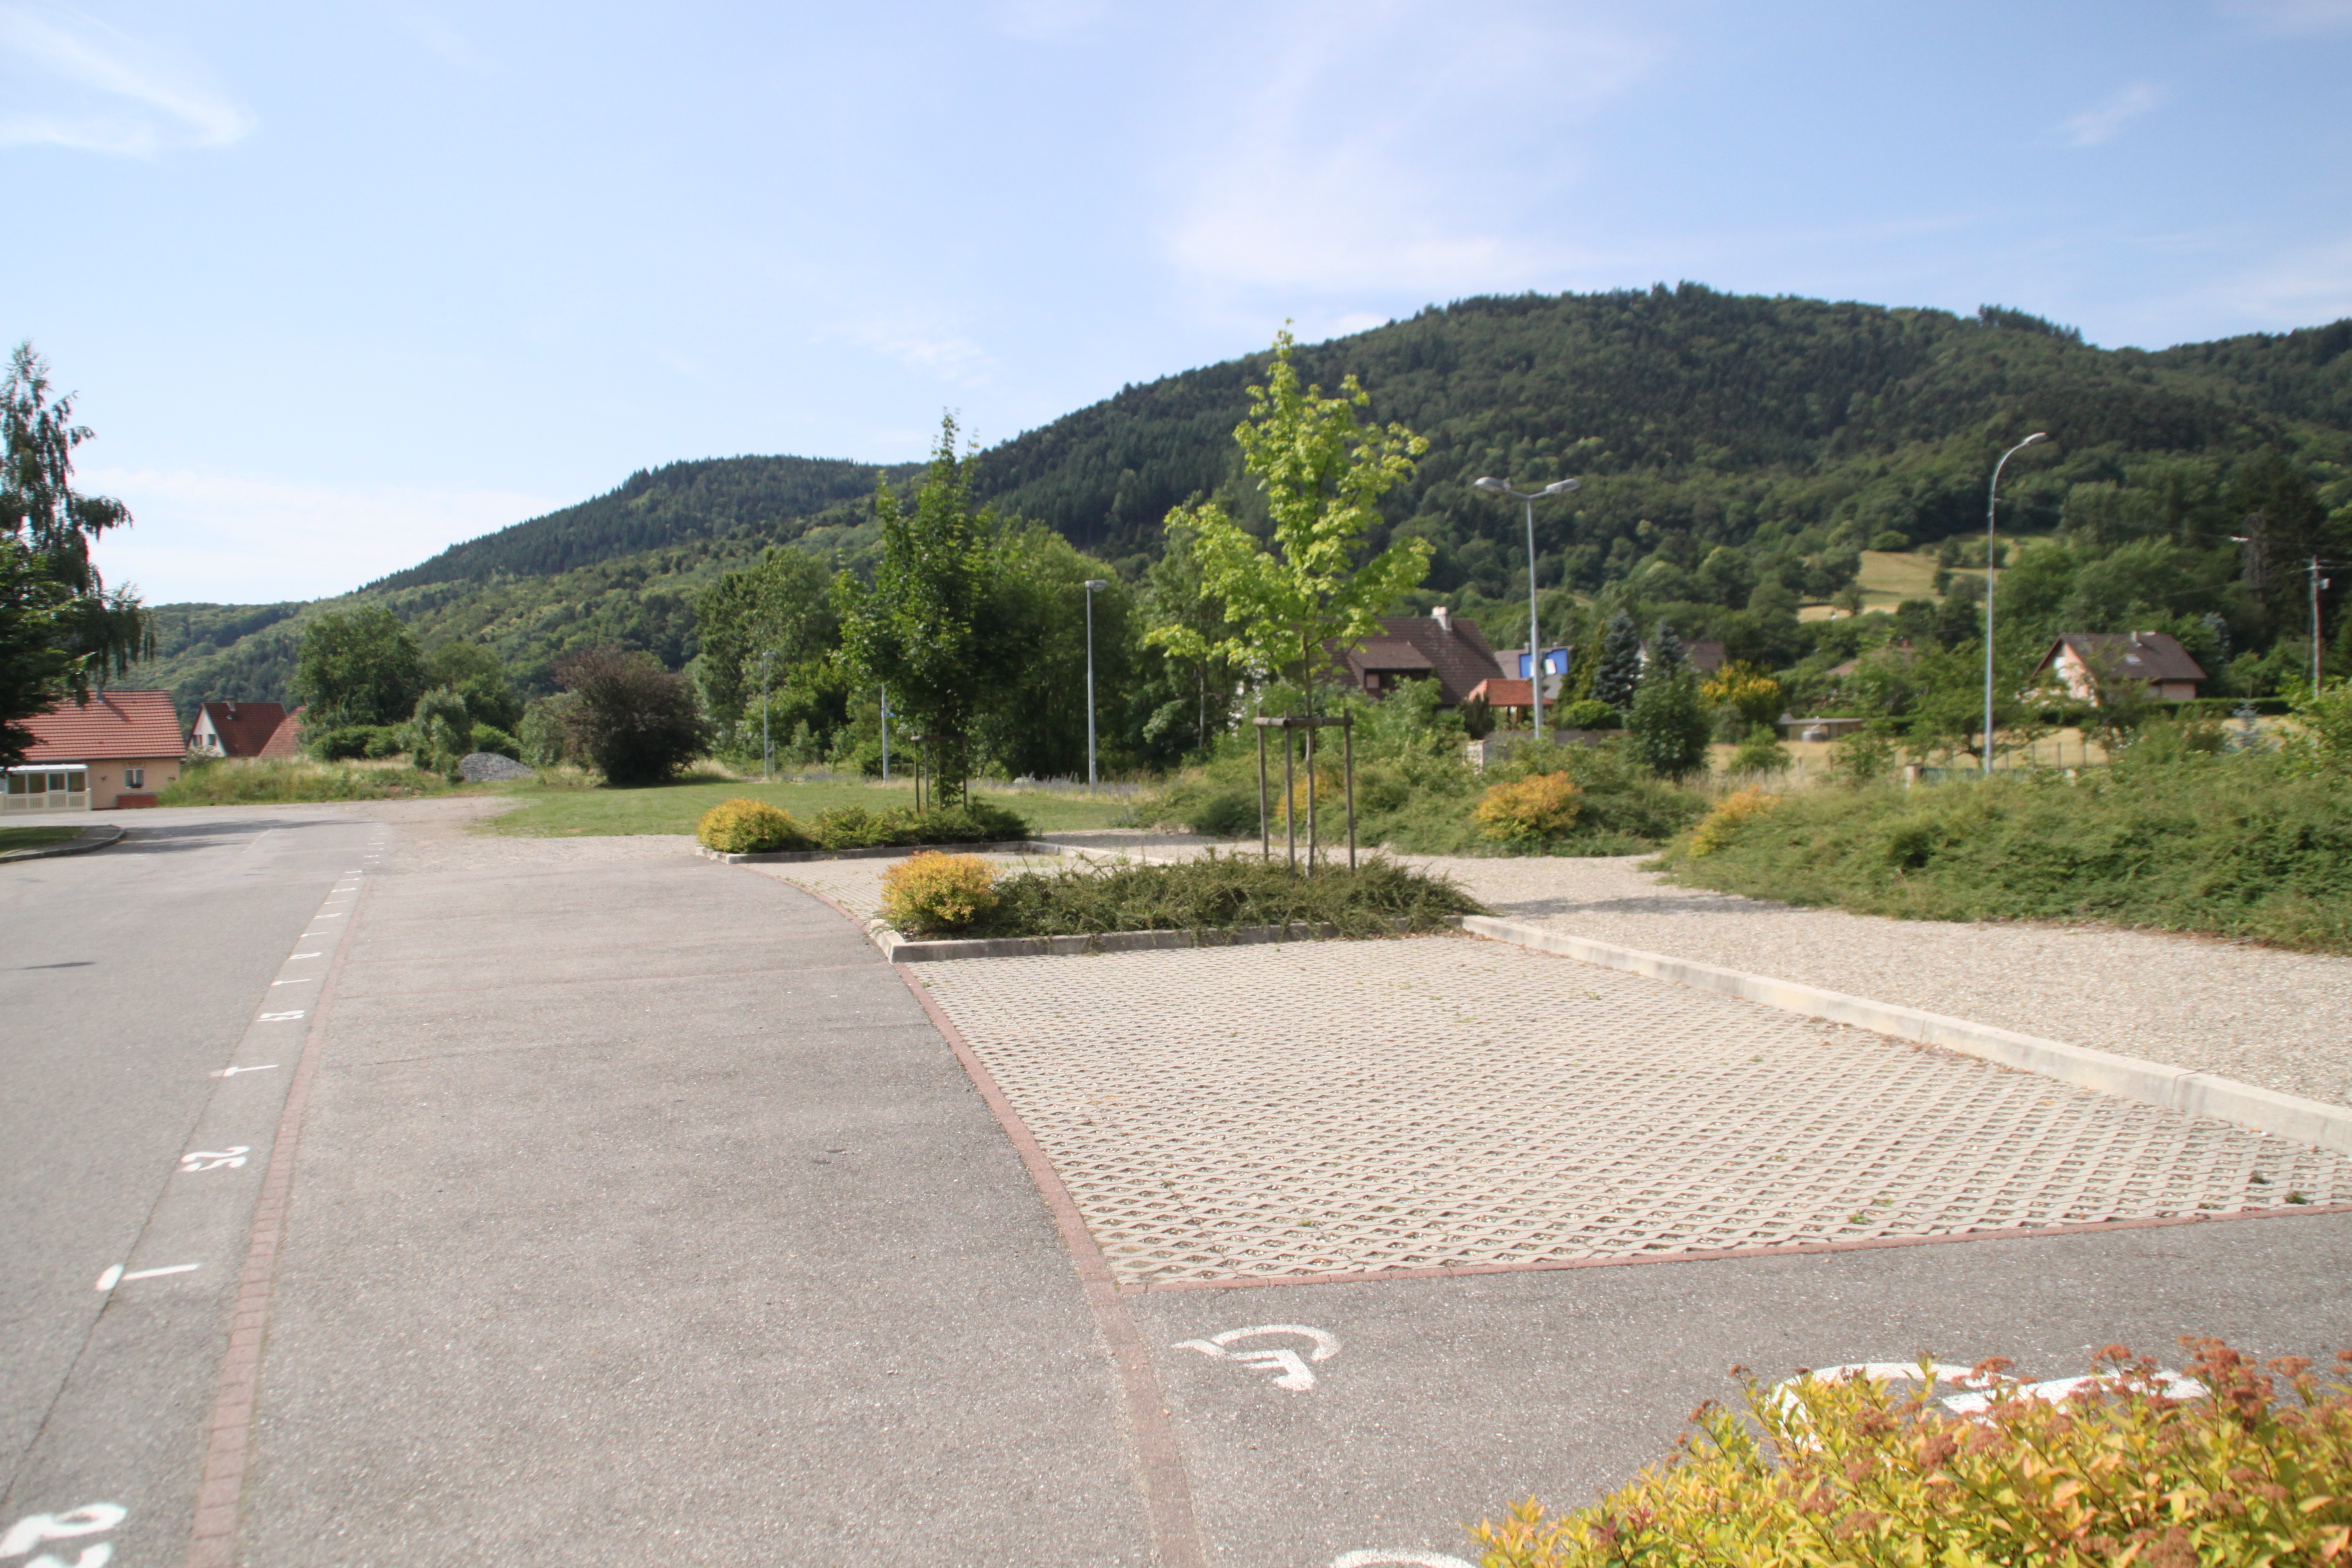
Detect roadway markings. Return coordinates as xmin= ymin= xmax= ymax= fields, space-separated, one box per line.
xmin=1329 ymin=1553 xmax=1476 ymax=1567
xmin=256 ymin=1011 xmax=306 ymax=1022
xmin=93 ymin=1263 xmax=199 ymax=1292
xmin=0 ymin=1503 xmax=125 ymax=1566
xmin=210 ymin=1064 xmax=277 ymax=1078
xmin=178 ymin=1147 xmax=250 ymax=1173
xmin=1174 ymin=1324 xmax=1340 ymax=1391
xmin=1779 ymin=1360 xmax=2207 ymax=1420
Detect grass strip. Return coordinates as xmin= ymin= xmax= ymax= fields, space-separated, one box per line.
xmin=0 ymin=825 xmax=81 ymax=854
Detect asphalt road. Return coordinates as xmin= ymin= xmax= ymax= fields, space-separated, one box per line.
xmin=1 ymin=805 xmax=379 ymax=1568
xmin=4 ymin=807 xmax=2349 ymax=1568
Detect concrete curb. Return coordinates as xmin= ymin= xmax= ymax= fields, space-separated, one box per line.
xmin=696 ymin=838 xmax=1072 ymax=865
xmin=870 ymin=919 xmax=1361 ymax=963
xmin=0 ymin=822 xmax=124 ymax=863
xmin=1459 ymin=914 xmax=2352 ymax=1157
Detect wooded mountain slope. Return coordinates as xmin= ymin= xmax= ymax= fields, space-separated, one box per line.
xmin=138 ymin=283 xmax=2352 ymax=715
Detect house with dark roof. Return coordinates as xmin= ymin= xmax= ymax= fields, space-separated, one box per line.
xmin=191 ymin=700 xmax=302 ymax=759
xmin=1331 ymin=608 xmax=1501 ymax=707
xmin=2035 ymin=632 xmax=2208 ymax=703
xmin=8 ymin=690 xmax=187 ymax=812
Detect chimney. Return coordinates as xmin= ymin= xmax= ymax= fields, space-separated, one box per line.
xmin=1432 ymin=605 xmax=1451 ymax=634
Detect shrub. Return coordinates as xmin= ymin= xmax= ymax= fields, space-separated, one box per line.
xmin=811 ymin=799 xmax=1029 ymax=850
xmin=554 ymin=646 xmax=708 ymax=786
xmin=519 ymin=696 xmax=574 ymax=767
xmin=1472 ymin=1340 xmax=2352 ymax=1568
xmin=2283 ymin=677 xmax=2352 ymax=777
xmin=158 ymin=757 xmax=448 ymax=805
xmin=306 ymin=724 xmax=404 ymax=761
xmin=1829 ymin=727 xmax=1897 ymax=785
xmin=880 ymin=852 xmax=998 ymax=933
xmin=1474 ymin=772 xmax=1585 ymax=843
xmin=409 ymin=685 xmax=474 ymax=774
xmin=470 ymin=724 xmax=522 ymax=761
xmin=1629 ymin=668 xmax=1711 ymax=780
xmin=1701 ymin=661 xmax=1784 ymax=732
xmin=1685 ymin=785 xmax=1779 ymax=857
xmin=1553 ymin=698 xmax=1619 ymax=731
xmin=696 ymin=797 xmax=815 ymax=854
xmin=966 ymin=852 xmax=1486 ymax=939
xmin=1728 ymin=726 xmax=1791 ymax=775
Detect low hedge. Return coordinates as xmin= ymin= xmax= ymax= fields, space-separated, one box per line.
xmin=1473 ymin=1339 xmax=2352 ymax=1566
xmin=891 ymin=851 xmax=1486 ymax=939
xmin=695 ymin=795 xmax=1031 ymax=855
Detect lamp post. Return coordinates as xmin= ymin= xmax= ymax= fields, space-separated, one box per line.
xmin=1081 ymin=578 xmax=1109 ymax=787
xmin=879 ymin=685 xmax=891 ymax=781
xmin=759 ymin=651 xmax=775 ymax=780
xmin=1982 ymin=432 xmax=2050 ymax=775
xmin=1473 ymin=476 xmax=1580 ymax=740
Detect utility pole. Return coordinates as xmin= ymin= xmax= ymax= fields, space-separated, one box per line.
xmin=879 ymin=686 xmax=891 ymax=780
xmin=759 ymin=651 xmax=774 ymax=781
xmin=1081 ymin=579 xmax=1109 ymax=787
xmin=2315 ymin=556 xmax=2333 ymax=687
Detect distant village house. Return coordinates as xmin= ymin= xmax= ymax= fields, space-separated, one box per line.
xmin=7 ymin=690 xmax=187 ymax=812
xmin=190 ymin=700 xmax=303 ymax=759
xmin=1331 ymin=609 xmax=1506 ymax=708
xmin=2035 ymin=632 xmax=2208 ymax=704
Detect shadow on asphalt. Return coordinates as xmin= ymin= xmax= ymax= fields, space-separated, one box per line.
xmin=110 ymin=817 xmax=366 ymax=855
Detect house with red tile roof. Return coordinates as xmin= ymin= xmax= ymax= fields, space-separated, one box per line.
xmin=7 ymin=690 xmax=188 ymax=812
xmin=191 ymin=700 xmax=303 ymax=759
xmin=1330 ymin=608 xmax=1502 ymax=707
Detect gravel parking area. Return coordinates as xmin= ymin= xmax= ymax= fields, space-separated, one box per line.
xmin=1409 ymin=855 xmax=2352 ymax=1109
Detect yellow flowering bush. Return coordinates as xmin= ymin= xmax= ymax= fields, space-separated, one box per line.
xmin=1685 ymin=785 xmax=1779 ymax=858
xmin=696 ymin=796 xmax=816 ymax=853
xmin=1474 ymin=772 xmax=1586 ymax=843
xmin=879 ymin=852 xmax=998 ymax=934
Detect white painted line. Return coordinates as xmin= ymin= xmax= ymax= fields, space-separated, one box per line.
xmin=290 ymin=952 xmax=322 ymax=959
xmin=257 ymin=1011 xmax=306 ymax=1022
xmin=179 ymin=1147 xmax=250 ymax=1173
xmin=270 ymin=978 xmax=314 ymax=985
xmin=93 ymin=1266 xmax=121 ymax=1291
xmin=120 ymin=1263 xmax=200 ymax=1283
xmin=211 ymin=1064 xmax=278 ymax=1077
xmin=312 ymin=914 xmax=343 ymax=920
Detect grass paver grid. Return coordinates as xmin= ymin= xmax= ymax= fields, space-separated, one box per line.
xmin=914 ymin=936 xmax=2351 ymax=1287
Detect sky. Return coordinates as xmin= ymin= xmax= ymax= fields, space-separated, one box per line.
xmin=5 ymin=0 xmax=2350 ymax=605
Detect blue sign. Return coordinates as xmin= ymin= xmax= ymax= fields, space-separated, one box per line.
xmin=1517 ymin=648 xmax=1572 ymax=678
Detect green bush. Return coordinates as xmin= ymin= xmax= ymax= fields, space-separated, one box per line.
xmin=1472 ymin=1340 xmax=2352 ymax=1567
xmin=879 ymin=852 xmax=998 ymax=933
xmin=697 ymin=797 xmax=816 ymax=853
xmin=306 ymin=724 xmax=404 ymax=761
xmin=409 ymin=685 xmax=474 ymax=774
xmin=1659 ymin=750 xmax=2352 ymax=952
xmin=469 ymin=725 xmax=522 ymax=761
xmin=1553 ymin=698 xmax=1619 ymax=731
xmin=808 ymin=798 xmax=1030 ymax=851
xmin=948 ymin=852 xmax=1486 ymax=939
xmin=1629 ymin=668 xmax=1711 ymax=780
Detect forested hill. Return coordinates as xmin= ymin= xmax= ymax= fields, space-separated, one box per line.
xmin=138 ymin=282 xmax=2351 ymax=714
xmin=370 ymin=454 xmax=921 ymax=590
xmin=967 ymin=286 xmax=2351 ymax=570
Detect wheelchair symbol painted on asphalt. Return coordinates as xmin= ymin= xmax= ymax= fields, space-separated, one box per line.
xmin=1174 ymin=1324 xmax=1340 ymax=1391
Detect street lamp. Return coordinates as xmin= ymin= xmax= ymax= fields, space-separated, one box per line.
xmin=1983 ymin=432 xmax=2050 ymax=775
xmin=1473 ymin=476 xmax=1581 ymax=740
xmin=1081 ymin=578 xmax=1109 ymax=786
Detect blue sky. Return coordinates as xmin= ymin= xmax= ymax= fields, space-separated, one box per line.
xmin=6 ymin=0 xmax=2349 ymax=604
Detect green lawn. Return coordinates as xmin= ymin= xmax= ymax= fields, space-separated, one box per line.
xmin=481 ymin=774 xmax=1137 ymax=838
xmin=0 ymin=824 xmax=81 ymax=854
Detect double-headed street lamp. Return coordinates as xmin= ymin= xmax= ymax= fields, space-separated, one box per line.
xmin=1473 ymin=476 xmax=1581 ymax=740
xmin=1982 ymin=432 xmax=2050 ymax=775
xmin=1081 ymin=578 xmax=1109 ymax=786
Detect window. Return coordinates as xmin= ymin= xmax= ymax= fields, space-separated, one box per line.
xmin=124 ymin=767 xmax=145 ymax=789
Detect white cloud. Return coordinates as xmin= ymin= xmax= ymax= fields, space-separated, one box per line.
xmin=82 ymin=468 xmax=558 ymax=604
xmin=1161 ymin=2 xmax=1658 ymax=302
xmin=2218 ymin=0 xmax=2352 ymax=33
xmin=823 ymin=313 xmax=993 ymax=385
xmin=0 ymin=7 xmax=253 ymax=155
xmin=2056 ymin=83 xmax=2166 ymax=147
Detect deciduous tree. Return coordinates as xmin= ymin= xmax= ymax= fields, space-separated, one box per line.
xmin=292 ymin=607 xmax=426 ymax=730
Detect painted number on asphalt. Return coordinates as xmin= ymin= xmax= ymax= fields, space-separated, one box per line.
xmin=1174 ymin=1324 xmax=1340 ymax=1391
xmin=179 ymin=1147 xmax=250 ymax=1173
xmin=0 ymin=1502 xmax=125 ymax=1566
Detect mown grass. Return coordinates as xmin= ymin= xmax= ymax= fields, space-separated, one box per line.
xmin=156 ymin=757 xmax=467 ymax=805
xmin=0 ymin=824 xmax=81 ymax=853
xmin=937 ymin=852 xmax=1487 ymax=939
xmin=485 ymin=773 xmax=1134 ymax=838
xmin=1657 ymin=753 xmax=2352 ymax=953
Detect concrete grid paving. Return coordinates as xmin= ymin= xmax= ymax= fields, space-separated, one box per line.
xmin=909 ymin=934 xmax=2352 ymax=1287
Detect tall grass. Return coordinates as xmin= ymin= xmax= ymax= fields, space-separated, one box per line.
xmin=157 ymin=757 xmax=458 ymax=805
xmin=1659 ymin=750 xmax=2352 ymax=953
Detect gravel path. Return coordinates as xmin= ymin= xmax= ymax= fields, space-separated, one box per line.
xmin=1404 ymin=855 xmax=2352 ymax=1110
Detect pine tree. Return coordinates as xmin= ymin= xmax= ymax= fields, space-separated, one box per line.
xmin=1592 ymin=611 xmax=1642 ymax=713
xmin=1649 ymin=620 xmax=1687 ymax=679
